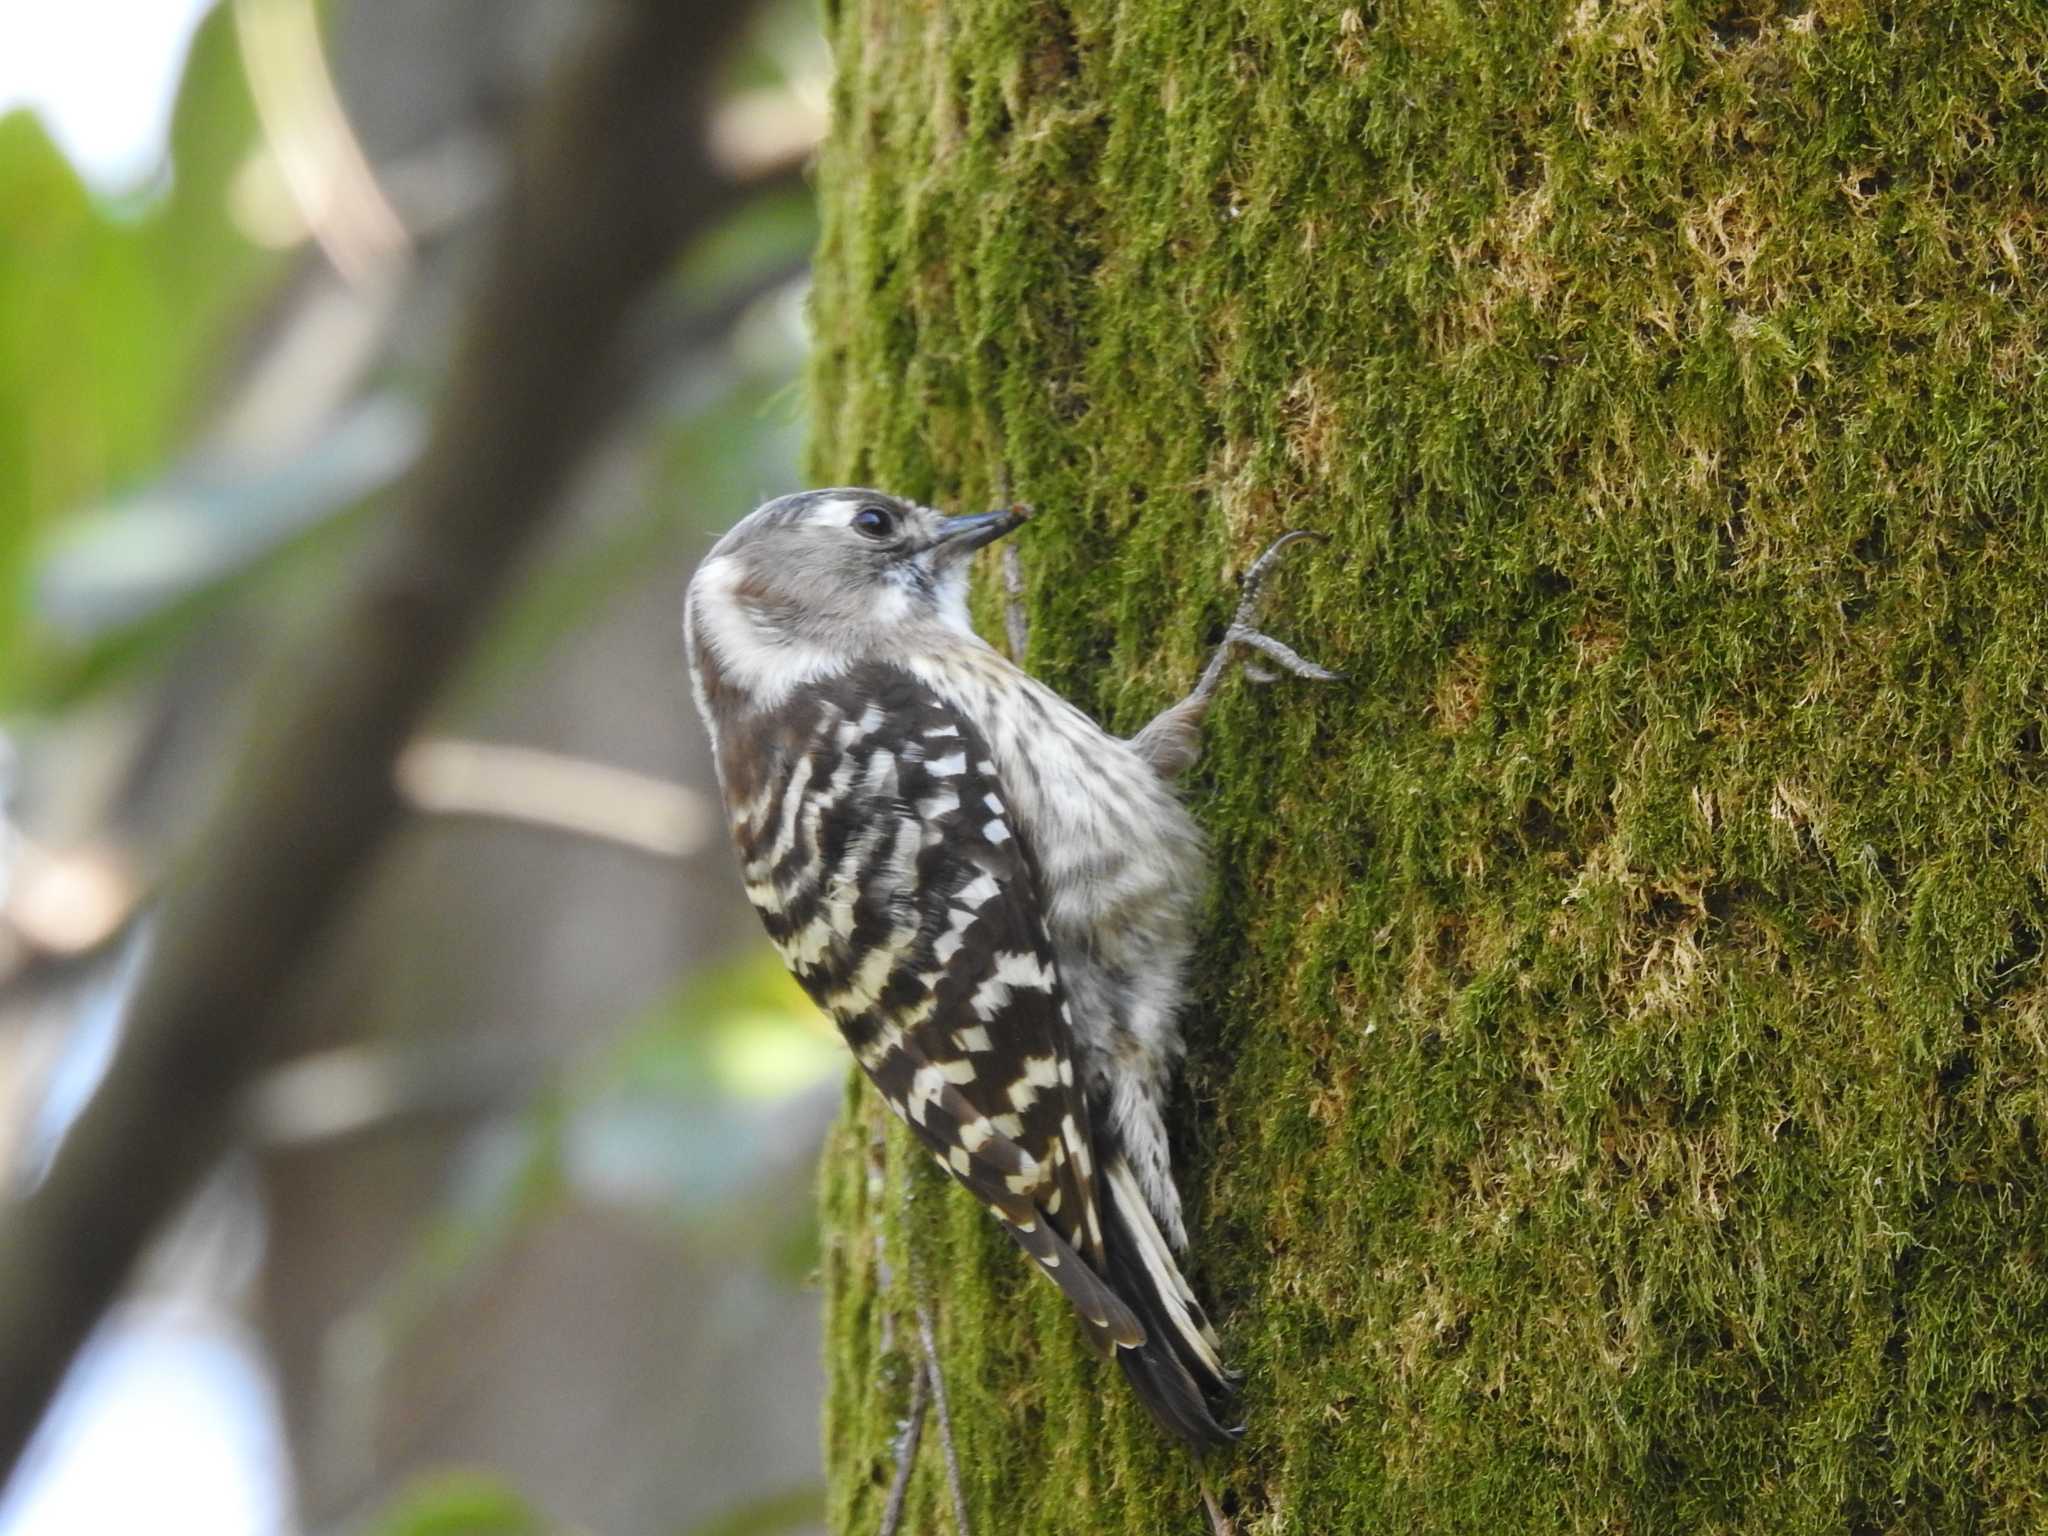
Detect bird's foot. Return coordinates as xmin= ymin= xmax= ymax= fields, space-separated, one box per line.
xmin=1222 ymin=530 xmax=1345 ymax=686
xmin=1128 ymin=528 xmax=1343 ymax=779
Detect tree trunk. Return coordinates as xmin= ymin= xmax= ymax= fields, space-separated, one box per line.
xmin=804 ymin=3 xmax=2048 ymax=1529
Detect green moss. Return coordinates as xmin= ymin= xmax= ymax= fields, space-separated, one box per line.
xmin=808 ymin=1 xmax=2048 ymax=1529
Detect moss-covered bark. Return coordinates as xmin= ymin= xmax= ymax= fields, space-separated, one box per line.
xmin=804 ymin=2 xmax=2048 ymax=1529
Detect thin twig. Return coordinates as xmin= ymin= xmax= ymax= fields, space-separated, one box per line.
xmin=915 ymin=1301 xmax=971 ymax=1536
xmin=894 ymin=1155 xmax=971 ymax=1536
xmin=1001 ymin=542 xmax=1029 ymax=662
xmin=876 ymin=1358 xmax=930 ymax=1536
xmin=241 ymin=1038 xmax=549 ymax=1148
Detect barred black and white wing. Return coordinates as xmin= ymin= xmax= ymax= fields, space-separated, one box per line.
xmin=717 ymin=661 xmax=1142 ymax=1354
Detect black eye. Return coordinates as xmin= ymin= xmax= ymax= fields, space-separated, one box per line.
xmin=852 ymin=504 xmax=895 ymax=539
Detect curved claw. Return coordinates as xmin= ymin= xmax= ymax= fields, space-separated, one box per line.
xmin=1262 ymin=527 xmax=1329 ymax=555
xmin=1233 ymin=528 xmax=1330 ymax=625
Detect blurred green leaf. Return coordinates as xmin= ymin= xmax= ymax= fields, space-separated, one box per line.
xmin=364 ymin=1471 xmax=552 ymax=1536
xmin=598 ymin=949 xmax=832 ymax=1105
xmin=559 ymin=952 xmax=838 ymax=1217
xmin=678 ymin=1483 xmax=824 ymax=1536
xmin=0 ymin=110 xmax=140 ymax=689
xmin=671 ymin=186 xmax=815 ymax=298
xmin=0 ymin=2 xmax=278 ymax=702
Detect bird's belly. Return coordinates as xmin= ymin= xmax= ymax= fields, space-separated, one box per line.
xmin=1034 ymin=774 xmax=1201 ymax=953
xmin=991 ymin=704 xmax=1204 ymax=987
xmin=1019 ymin=761 xmax=1202 ymax=1088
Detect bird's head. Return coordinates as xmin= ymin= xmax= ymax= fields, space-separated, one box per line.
xmin=685 ymin=488 xmax=1027 ymax=711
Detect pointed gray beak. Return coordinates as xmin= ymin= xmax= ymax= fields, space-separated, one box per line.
xmin=923 ymin=506 xmax=1030 ymax=562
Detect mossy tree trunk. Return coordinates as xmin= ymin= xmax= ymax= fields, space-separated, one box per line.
xmin=804 ymin=2 xmax=2048 ymax=1530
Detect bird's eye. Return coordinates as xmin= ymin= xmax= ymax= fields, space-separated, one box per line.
xmin=852 ymin=504 xmax=895 ymax=539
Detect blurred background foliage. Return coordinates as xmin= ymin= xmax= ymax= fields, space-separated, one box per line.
xmin=0 ymin=2 xmax=839 ymax=1532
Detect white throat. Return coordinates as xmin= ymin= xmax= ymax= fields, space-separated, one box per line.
xmin=933 ymin=563 xmax=977 ymax=638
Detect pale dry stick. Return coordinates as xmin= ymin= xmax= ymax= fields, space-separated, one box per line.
xmin=396 ymin=737 xmax=712 ymax=860
xmin=1200 ymin=1476 xmax=1238 ymax=1536
xmin=992 ymin=462 xmax=1030 ymax=663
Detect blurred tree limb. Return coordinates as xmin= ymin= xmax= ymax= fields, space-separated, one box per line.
xmin=0 ymin=0 xmax=759 ymax=1483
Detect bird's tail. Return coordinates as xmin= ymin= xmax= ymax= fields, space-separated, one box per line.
xmin=1101 ymin=1155 xmax=1242 ymax=1449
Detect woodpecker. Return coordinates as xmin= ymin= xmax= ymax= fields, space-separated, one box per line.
xmin=683 ymin=489 xmax=1335 ymax=1446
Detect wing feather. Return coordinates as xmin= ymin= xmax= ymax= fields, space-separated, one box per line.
xmin=731 ymin=662 xmax=1138 ymax=1352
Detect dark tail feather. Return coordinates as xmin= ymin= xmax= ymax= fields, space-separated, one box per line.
xmin=993 ymin=1201 xmax=1145 ymax=1356
xmin=1101 ymin=1157 xmax=1242 ymax=1450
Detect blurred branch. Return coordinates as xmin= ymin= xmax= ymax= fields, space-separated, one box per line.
xmin=0 ymin=0 xmax=760 ymax=1485
xmin=709 ymin=85 xmax=829 ymax=184
xmin=397 ymin=737 xmax=712 ymax=860
xmin=243 ymin=1038 xmax=544 ymax=1149
xmin=0 ymin=736 xmax=710 ymax=994
xmin=234 ymin=0 xmax=411 ymax=283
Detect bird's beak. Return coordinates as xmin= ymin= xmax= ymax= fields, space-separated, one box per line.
xmin=924 ymin=506 xmax=1030 ymax=562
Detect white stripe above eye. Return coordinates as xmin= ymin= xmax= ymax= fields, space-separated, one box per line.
xmin=804 ymin=495 xmax=871 ymax=527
